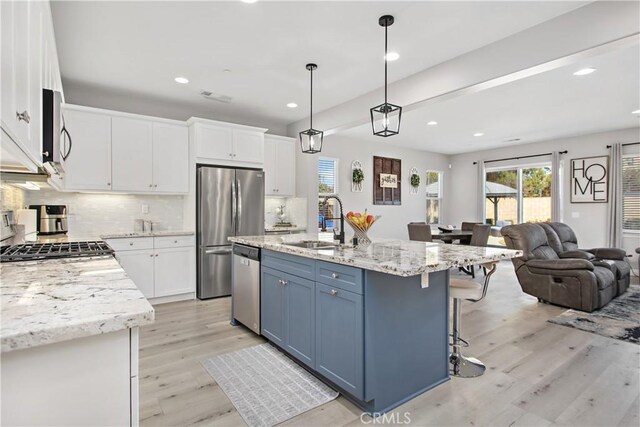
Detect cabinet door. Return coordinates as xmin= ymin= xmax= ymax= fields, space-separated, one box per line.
xmin=194 ymin=124 xmax=233 ymax=161
xmin=263 ymin=138 xmax=278 ymax=196
xmin=233 ymin=130 xmax=263 ymax=163
xmin=285 ymin=275 xmax=315 ymax=368
xmin=154 ymin=246 xmax=195 ymax=297
xmin=115 ymin=250 xmax=155 ymax=298
xmin=152 ymin=123 xmax=188 ymax=193
xmin=261 ymin=267 xmax=285 ymax=347
xmin=63 ymin=109 xmax=112 ymax=191
xmin=111 ymin=117 xmax=153 ymax=192
xmin=275 ymin=139 xmax=295 ymax=196
xmin=26 ymin=0 xmax=43 ymax=163
xmin=315 ymin=283 xmax=364 ymax=399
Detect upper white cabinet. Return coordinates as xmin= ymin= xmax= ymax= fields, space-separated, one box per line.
xmin=63 ymin=109 xmax=112 ymax=191
xmin=190 ymin=119 xmax=267 ymax=165
xmin=112 ymin=117 xmax=153 ymax=192
xmin=1 ymin=0 xmax=50 ymax=170
xmin=264 ymin=135 xmax=296 ymax=197
xmin=153 ymin=123 xmax=189 ymax=193
xmin=62 ymin=105 xmax=189 ymax=194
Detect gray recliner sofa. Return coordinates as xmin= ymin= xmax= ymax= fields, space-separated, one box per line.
xmin=539 ymin=222 xmax=630 ymax=295
xmin=501 ymin=223 xmax=617 ymax=312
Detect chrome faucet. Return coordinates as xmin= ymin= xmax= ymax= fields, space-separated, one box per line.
xmin=321 ymin=195 xmax=345 ymax=244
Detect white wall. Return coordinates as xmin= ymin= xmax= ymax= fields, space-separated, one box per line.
xmin=296 ymin=134 xmax=450 ymax=240
xmin=446 ymin=127 xmax=640 ymax=264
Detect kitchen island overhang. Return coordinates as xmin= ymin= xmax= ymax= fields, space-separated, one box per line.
xmin=229 ymin=234 xmax=521 ymax=414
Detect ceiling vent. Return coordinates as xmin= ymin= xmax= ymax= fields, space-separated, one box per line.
xmin=200 ymin=90 xmax=232 ymax=104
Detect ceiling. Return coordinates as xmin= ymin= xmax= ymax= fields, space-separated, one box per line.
xmin=342 ymin=43 xmax=640 ymax=154
xmin=51 ymin=1 xmax=589 ymax=131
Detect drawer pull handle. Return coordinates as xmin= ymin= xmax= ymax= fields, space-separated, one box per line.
xmin=330 ymin=289 xmax=338 ymax=296
xmin=331 ymin=272 xmax=339 ymax=279
xmin=174 ymin=240 xmax=178 ymax=243
xmin=16 ymin=110 xmax=30 ymax=123
xmin=278 ymin=279 xmax=288 ymax=286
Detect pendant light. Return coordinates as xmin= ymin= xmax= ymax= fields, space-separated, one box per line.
xmin=370 ymin=15 xmax=402 ymax=137
xmin=299 ymin=63 xmax=323 ymax=154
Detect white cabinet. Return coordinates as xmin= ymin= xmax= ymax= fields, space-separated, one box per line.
xmin=154 ymin=247 xmax=195 ymax=297
xmin=233 ymin=129 xmax=264 ymax=163
xmin=115 ymin=250 xmax=155 ymax=299
xmin=264 ymin=135 xmax=296 ymax=196
xmin=152 ymin=123 xmax=189 ymax=193
xmin=191 ymin=119 xmax=266 ymax=165
xmin=112 ymin=117 xmax=154 ymax=192
xmin=62 ymin=106 xmax=189 ymax=194
xmin=63 ymin=109 xmax=112 ymax=191
xmin=0 ymin=0 xmax=44 ymax=167
xmin=108 ymin=236 xmax=196 ymax=302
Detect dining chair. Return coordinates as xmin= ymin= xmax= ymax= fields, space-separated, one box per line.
xmin=461 ymin=221 xmax=481 ymax=231
xmin=407 ymin=222 xmax=432 ymax=242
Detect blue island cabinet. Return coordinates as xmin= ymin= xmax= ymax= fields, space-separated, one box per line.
xmin=260 ymin=249 xmax=449 ymax=414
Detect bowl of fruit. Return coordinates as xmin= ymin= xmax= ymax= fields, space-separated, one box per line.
xmin=345 ymin=210 xmax=380 ymax=245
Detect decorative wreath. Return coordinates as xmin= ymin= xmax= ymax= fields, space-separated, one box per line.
xmin=410 ymin=173 xmax=420 ymax=188
xmin=352 ymin=168 xmax=364 ymax=184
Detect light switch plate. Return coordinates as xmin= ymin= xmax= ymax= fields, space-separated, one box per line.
xmin=141 ymin=204 xmax=149 ymax=214
xmin=571 ymin=211 xmax=580 ymax=218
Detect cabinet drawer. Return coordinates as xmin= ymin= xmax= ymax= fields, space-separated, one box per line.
xmin=316 ymin=261 xmax=363 ymax=294
xmin=262 ymin=250 xmax=315 ymax=280
xmin=106 ymin=237 xmax=154 ymax=252
xmin=154 ymin=235 xmax=195 ymax=249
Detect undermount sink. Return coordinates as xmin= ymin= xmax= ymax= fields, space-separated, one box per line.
xmin=283 ymin=240 xmax=339 ymax=250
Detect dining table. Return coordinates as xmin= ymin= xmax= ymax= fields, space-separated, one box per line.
xmin=431 ymin=230 xmax=474 ymax=245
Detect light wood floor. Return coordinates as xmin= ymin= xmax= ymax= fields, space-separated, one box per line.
xmin=139 ymin=262 xmax=640 ymax=426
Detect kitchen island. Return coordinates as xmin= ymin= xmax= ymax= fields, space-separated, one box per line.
xmin=229 ymin=233 xmax=521 ymax=413
xmin=1 ymin=255 xmax=154 ymax=426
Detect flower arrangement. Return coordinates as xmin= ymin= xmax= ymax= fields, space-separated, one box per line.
xmin=410 ymin=173 xmax=420 ymax=188
xmin=352 ymin=168 xmax=364 ymax=191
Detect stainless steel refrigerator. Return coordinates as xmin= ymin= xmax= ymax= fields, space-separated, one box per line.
xmin=197 ymin=166 xmax=264 ymax=299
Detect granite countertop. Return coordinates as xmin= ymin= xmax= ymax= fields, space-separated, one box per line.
xmin=100 ymin=230 xmax=195 ymax=239
xmin=0 ymin=256 xmax=154 ymax=353
xmin=265 ymin=225 xmax=307 ymax=232
xmin=229 ymin=233 xmax=522 ymax=277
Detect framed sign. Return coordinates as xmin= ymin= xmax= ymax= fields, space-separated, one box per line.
xmin=570 ymin=156 xmax=608 ymax=203
xmin=373 ymin=156 xmax=401 ymax=205
xmin=380 ymin=173 xmax=398 ymax=188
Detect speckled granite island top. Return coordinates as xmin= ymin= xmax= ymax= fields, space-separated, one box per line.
xmin=229 ymin=233 xmax=522 ymax=277
xmin=0 ymin=256 xmax=154 ymax=353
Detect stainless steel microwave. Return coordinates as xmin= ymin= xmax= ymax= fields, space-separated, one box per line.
xmin=42 ymin=89 xmax=71 ymax=175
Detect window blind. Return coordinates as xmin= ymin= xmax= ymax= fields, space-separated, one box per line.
xmin=318 ymin=159 xmax=337 ymax=195
xmin=623 ymin=155 xmax=640 ymax=231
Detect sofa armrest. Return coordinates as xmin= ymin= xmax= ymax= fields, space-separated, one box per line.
xmin=559 ymin=250 xmax=595 ymax=260
xmin=527 ymin=259 xmax=594 ymax=271
xmin=586 ymin=248 xmax=626 ymax=260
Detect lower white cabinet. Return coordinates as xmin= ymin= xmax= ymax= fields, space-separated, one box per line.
xmin=109 ymin=236 xmax=195 ymax=301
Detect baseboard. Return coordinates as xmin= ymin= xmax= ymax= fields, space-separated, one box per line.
xmin=148 ymin=292 xmax=195 ymax=305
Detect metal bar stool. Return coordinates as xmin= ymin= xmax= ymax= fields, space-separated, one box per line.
xmin=449 ymin=262 xmax=497 ymax=378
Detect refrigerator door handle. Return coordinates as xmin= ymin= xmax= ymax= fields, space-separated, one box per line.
xmin=205 ymin=247 xmax=233 ymax=255
xmin=231 ymin=178 xmax=237 ymax=233
xmin=236 ymin=178 xmax=242 ymax=233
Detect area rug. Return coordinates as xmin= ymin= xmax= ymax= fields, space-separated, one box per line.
xmin=201 ymin=343 xmax=338 ymax=427
xmin=548 ymin=286 xmax=640 ymax=344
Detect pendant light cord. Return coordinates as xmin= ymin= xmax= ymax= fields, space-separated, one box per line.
xmin=310 ymin=67 xmax=313 ymax=130
xmin=384 ymin=24 xmax=388 ymax=105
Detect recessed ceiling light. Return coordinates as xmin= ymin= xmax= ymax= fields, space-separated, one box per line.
xmin=473 ymin=132 xmax=484 ymax=137
xmin=174 ymin=77 xmax=189 ymax=84
xmin=427 ymin=121 xmax=438 ymax=126
xmin=573 ymin=68 xmax=596 ymax=76
xmin=286 ymin=103 xmax=298 ymax=108
xmin=241 ymin=0 xmax=258 ymax=3
xmin=385 ymin=52 xmax=400 ymax=61
xmin=632 ymin=109 xmax=640 ymax=115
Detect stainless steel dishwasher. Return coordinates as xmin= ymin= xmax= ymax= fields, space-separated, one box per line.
xmin=231 ymin=244 xmax=261 ymax=334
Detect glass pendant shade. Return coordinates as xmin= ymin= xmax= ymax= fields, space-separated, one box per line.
xmin=299 ymin=128 xmax=323 ymax=154
xmin=370 ymin=102 xmax=402 ymax=137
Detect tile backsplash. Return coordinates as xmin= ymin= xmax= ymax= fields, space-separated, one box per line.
xmin=2 ymin=183 xmax=185 ymax=237
xmin=265 ymin=197 xmax=307 ymax=229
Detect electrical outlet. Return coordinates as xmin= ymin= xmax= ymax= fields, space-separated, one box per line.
xmin=571 ymin=211 xmax=580 ymax=218
xmin=141 ymin=204 xmax=149 ymax=214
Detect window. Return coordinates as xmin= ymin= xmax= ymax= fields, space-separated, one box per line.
xmin=623 ymin=154 xmax=640 ymax=231
xmin=426 ymin=171 xmax=442 ymax=224
xmin=318 ymin=158 xmax=338 ymax=230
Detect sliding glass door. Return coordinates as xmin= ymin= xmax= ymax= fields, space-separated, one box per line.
xmin=485 ymin=163 xmax=552 ymax=246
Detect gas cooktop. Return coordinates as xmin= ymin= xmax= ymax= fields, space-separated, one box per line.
xmin=0 ymin=241 xmax=114 ymax=262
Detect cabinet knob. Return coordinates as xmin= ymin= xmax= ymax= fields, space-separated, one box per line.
xmin=330 ymin=289 xmax=338 ymax=296
xmin=149 ymin=253 xmax=153 ymax=257
xmin=155 ymin=254 xmax=159 ymax=257
xmin=174 ymin=240 xmax=178 ymax=243
xmin=107 ymin=182 xmax=111 ymax=186
xmin=130 ymin=242 xmax=134 ymax=246
xmin=16 ymin=110 xmax=30 ymax=124
xmin=154 ymin=184 xmax=158 ymax=188
xmin=278 ymin=279 xmax=288 ymax=286
xmin=149 ymin=184 xmax=153 ymax=187
xmin=331 ymin=272 xmax=339 ymax=279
